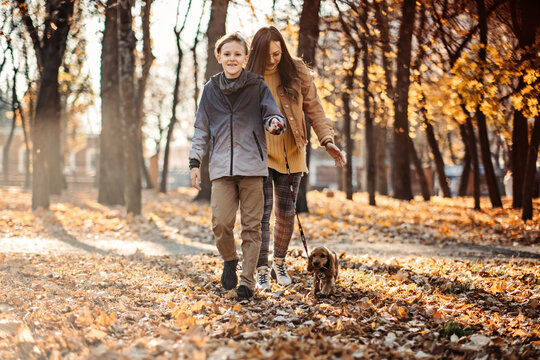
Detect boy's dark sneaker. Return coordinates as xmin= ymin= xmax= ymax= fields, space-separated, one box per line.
xmin=221 ymin=260 xmax=238 ymax=290
xmin=236 ymin=285 xmax=253 ymax=299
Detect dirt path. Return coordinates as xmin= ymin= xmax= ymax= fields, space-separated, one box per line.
xmin=1 ymin=234 xmax=537 ymax=261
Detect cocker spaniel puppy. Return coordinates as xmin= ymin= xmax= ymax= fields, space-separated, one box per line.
xmin=307 ymin=246 xmax=339 ymax=296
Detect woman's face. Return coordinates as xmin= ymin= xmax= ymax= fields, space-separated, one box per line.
xmin=266 ymin=41 xmax=282 ymax=72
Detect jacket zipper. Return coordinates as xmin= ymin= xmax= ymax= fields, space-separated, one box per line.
xmin=229 ymin=113 xmax=233 ymax=175
xmin=253 ymin=132 xmax=264 ymax=161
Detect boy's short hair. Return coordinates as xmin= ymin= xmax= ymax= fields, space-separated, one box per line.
xmin=214 ymin=32 xmax=249 ymax=58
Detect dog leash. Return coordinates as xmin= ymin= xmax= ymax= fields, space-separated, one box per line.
xmin=282 ymin=139 xmax=310 ymax=258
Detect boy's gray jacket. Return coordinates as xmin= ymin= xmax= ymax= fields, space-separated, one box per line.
xmin=189 ymin=71 xmax=285 ymax=181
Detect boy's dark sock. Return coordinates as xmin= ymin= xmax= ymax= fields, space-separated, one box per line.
xmin=221 ymin=260 xmax=238 ymax=290
xmin=236 ymin=285 xmax=253 ymax=299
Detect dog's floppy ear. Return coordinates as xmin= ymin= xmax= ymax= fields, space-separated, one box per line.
xmin=329 ymin=250 xmax=338 ymax=276
xmin=307 ymin=252 xmax=314 ymax=272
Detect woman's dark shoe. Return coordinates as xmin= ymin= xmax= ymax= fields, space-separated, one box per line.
xmin=236 ymin=285 xmax=253 ymax=299
xmin=221 ymin=260 xmax=238 ymax=290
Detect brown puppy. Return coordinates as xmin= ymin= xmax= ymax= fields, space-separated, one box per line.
xmin=307 ymin=246 xmax=339 ymax=296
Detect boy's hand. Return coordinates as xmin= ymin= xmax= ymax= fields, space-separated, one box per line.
xmin=268 ymin=118 xmax=284 ymax=135
xmin=190 ymin=167 xmax=202 ymax=190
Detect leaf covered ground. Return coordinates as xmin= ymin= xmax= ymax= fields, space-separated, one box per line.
xmin=0 ymin=187 xmax=539 ymax=359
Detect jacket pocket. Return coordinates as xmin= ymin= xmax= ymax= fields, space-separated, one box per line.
xmin=253 ymin=132 xmax=264 ymax=161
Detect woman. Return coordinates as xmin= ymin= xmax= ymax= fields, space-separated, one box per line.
xmin=246 ymin=26 xmax=345 ymax=290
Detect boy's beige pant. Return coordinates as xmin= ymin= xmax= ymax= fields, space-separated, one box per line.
xmin=211 ymin=176 xmax=264 ymax=290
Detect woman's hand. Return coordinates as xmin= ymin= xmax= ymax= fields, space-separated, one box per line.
xmin=190 ymin=168 xmax=202 ymax=190
xmin=268 ymin=117 xmax=285 ymax=135
xmin=325 ymin=143 xmax=346 ymax=168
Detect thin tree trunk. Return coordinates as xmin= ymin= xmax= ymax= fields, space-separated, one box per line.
xmin=137 ymin=0 xmax=155 ymax=190
xmin=359 ymin=8 xmax=376 ymax=206
xmin=118 ymin=0 xmax=141 ymax=214
xmin=375 ymin=125 xmax=388 ymax=195
xmin=374 ymin=0 xmax=392 ymax=196
xmin=99 ymin=0 xmax=124 ymax=205
xmin=342 ymin=51 xmax=359 ymax=200
xmin=457 ymin=123 xmax=471 ymax=197
xmin=409 ymin=137 xmax=430 ymax=201
xmin=3 ymin=74 xmax=17 ymax=182
xmin=296 ymin=0 xmax=321 ymax=213
xmin=191 ymin=0 xmax=206 ymax=113
xmin=160 ymin=45 xmax=181 ymax=193
xmin=196 ymin=0 xmax=229 ymax=202
xmin=521 ymin=116 xmax=539 ymax=221
xmin=161 ymin=0 xmax=191 ymax=193
xmin=476 ymin=0 xmax=502 ymax=208
xmin=509 ymin=0 xmax=539 ymax=208
xmin=391 ymin=0 xmax=416 ymax=200
xmin=15 ymin=0 xmax=74 ymax=209
xmin=421 ymin=104 xmax=451 ymax=197
xmin=466 ymin=117 xmax=481 ymax=210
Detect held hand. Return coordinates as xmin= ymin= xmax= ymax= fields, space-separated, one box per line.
xmin=268 ymin=118 xmax=284 ymax=135
xmin=190 ymin=167 xmax=202 ymax=190
xmin=325 ymin=143 xmax=346 ymax=168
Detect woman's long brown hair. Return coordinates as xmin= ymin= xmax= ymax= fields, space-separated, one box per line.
xmin=246 ymin=26 xmax=300 ymax=101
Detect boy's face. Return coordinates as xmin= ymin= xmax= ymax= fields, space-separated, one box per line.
xmin=217 ymin=41 xmax=248 ymax=79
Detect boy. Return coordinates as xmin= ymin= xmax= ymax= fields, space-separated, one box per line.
xmin=189 ymin=32 xmax=285 ymax=299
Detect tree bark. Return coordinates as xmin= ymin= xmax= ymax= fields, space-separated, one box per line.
xmin=296 ymin=0 xmax=321 ymax=213
xmin=99 ymin=0 xmax=125 ymax=205
xmin=521 ymin=116 xmax=539 ymax=221
xmin=160 ymin=25 xmax=183 ymax=193
xmin=137 ymin=0 xmax=155 ymax=190
xmin=475 ymin=0 xmax=502 ymax=208
xmin=375 ymin=125 xmax=388 ymax=195
xmin=15 ymin=0 xmax=74 ymax=209
xmin=196 ymin=0 xmax=229 ymax=202
xmin=466 ymin=116 xmax=481 ymax=210
xmin=3 ymin=70 xmax=17 ymax=182
xmin=421 ymin=105 xmax=451 ymax=197
xmin=118 ymin=0 xmax=141 ymax=214
xmin=374 ymin=0 xmax=392 ymax=196
xmin=359 ymin=4 xmax=376 ymax=206
xmin=509 ymin=0 xmax=539 ymax=208
xmin=342 ymin=51 xmax=359 ymax=200
xmin=457 ymin=123 xmax=471 ymax=197
xmin=408 ymin=137 xmax=430 ymax=201
xmin=391 ymin=0 xmax=416 ymax=200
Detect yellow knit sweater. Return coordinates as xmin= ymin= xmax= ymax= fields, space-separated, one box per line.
xmin=264 ymin=68 xmax=308 ymax=174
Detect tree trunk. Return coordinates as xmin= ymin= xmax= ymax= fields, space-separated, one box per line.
xmin=160 ymin=35 xmax=182 ymax=193
xmin=476 ymin=0 xmax=502 ymax=208
xmin=99 ymin=0 xmax=125 ymax=206
xmin=521 ymin=116 xmax=539 ymax=221
xmin=457 ymin=123 xmax=471 ymax=197
xmin=296 ymin=0 xmax=321 ymax=213
xmin=510 ymin=0 xmax=539 ymax=208
xmin=196 ymin=0 xmax=229 ymax=202
xmin=137 ymin=0 xmax=155 ymax=190
xmin=421 ymin=106 xmax=451 ymax=197
xmin=16 ymin=0 xmax=74 ymax=209
xmin=375 ymin=125 xmax=388 ymax=195
xmin=409 ymin=137 xmax=430 ymax=201
xmin=391 ymin=0 xmax=416 ymax=200
xmin=466 ymin=117 xmax=481 ymax=210
xmin=342 ymin=50 xmax=359 ymax=200
xmin=118 ymin=0 xmax=141 ymax=214
xmin=3 ymin=73 xmax=17 ymax=182
xmin=374 ymin=0 xmax=392 ymax=196
xmin=360 ymin=21 xmax=375 ymax=206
